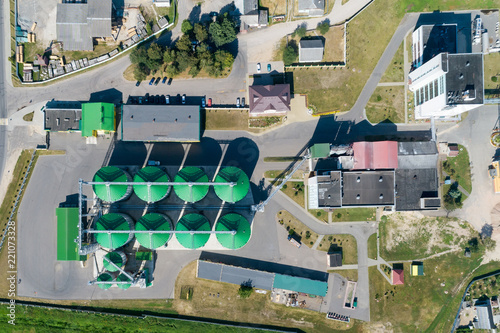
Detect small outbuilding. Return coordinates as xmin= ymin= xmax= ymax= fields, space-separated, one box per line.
xmin=411 ymin=262 xmax=424 ymax=276
xmin=392 ymin=268 xmax=404 ymax=285
xmin=299 ymin=39 xmax=324 ymax=63
xmin=327 ymin=252 xmax=342 ymax=268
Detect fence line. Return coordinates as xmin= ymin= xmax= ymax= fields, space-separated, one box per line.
xmin=0 ymin=149 xmax=37 ymax=252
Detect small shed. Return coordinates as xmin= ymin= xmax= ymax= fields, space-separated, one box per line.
xmin=411 ymin=262 xmax=424 ymax=276
xmin=447 ymin=144 xmax=459 ymax=157
xmin=392 ymin=268 xmax=404 ymax=285
xmin=327 ymin=252 xmax=342 ymax=267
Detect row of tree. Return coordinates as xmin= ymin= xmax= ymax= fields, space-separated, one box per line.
xmin=130 ymin=14 xmax=237 ymax=81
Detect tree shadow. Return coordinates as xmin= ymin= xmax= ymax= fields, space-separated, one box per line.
xmin=188 ymin=4 xmax=202 ymax=23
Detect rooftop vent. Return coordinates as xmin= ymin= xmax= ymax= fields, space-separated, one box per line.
xmin=356 ymin=177 xmax=361 ymax=183
xmin=356 ymin=194 xmax=360 ymax=200
xmin=466 ymin=61 xmax=470 ymax=66
xmin=459 ymin=73 xmax=464 ymax=80
xmin=379 ymin=194 xmax=384 ymax=199
xmin=379 ymin=176 xmax=383 ymax=182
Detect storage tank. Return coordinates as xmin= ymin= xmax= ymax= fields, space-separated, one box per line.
xmin=213 ymin=167 xmax=249 ymax=203
xmin=97 ymin=272 xmax=114 ymax=290
xmin=215 ymin=213 xmax=251 ymax=249
xmin=92 ymin=166 xmax=132 ymax=203
xmin=173 ymin=167 xmax=209 ymax=203
xmin=133 ymin=166 xmax=171 ymax=203
xmin=175 ymin=213 xmax=210 ymax=249
xmin=135 ymin=213 xmax=173 ymax=249
xmin=95 ymin=213 xmax=134 ymax=250
xmin=116 ymin=273 xmax=132 ymax=290
xmin=102 ymin=251 xmax=127 ymax=272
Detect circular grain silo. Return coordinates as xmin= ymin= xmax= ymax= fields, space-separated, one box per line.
xmin=116 ymin=273 xmax=132 ymax=290
xmin=97 ymin=272 xmax=114 ymax=290
xmin=92 ymin=166 xmax=132 ymax=203
xmin=95 ymin=213 xmax=134 ymax=250
xmin=102 ymin=251 xmax=127 ymax=273
xmin=135 ymin=213 xmax=173 ymax=249
xmin=213 ymin=167 xmax=249 ymax=203
xmin=133 ymin=167 xmax=171 ymax=203
xmin=175 ymin=213 xmax=210 ymax=249
xmin=215 ymin=213 xmax=251 ymax=250
xmin=173 ymin=167 xmax=209 ymax=203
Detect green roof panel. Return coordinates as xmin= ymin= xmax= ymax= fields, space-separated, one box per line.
xmin=81 ymin=102 xmax=115 ymax=137
xmin=135 ymin=213 xmax=172 ymax=249
xmin=92 ymin=166 xmax=131 ymax=203
xmin=173 ymin=167 xmax=209 ymax=203
xmin=214 ymin=167 xmax=249 ymax=203
xmin=175 ymin=213 xmax=210 ymax=249
xmin=56 ymin=207 xmax=86 ymax=261
xmin=273 ymin=274 xmax=328 ymax=297
xmin=310 ymin=143 xmax=330 ymax=159
xmin=95 ymin=213 xmax=133 ymax=250
xmin=133 ymin=167 xmax=170 ymax=203
xmin=215 ymin=213 xmax=251 ymax=249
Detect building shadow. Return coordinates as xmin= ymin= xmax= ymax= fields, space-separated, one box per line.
xmin=89 ymin=88 xmax=123 ymax=104
xmin=183 ymin=137 xmax=222 ymax=167
xmin=149 ymin=142 xmax=186 ymax=166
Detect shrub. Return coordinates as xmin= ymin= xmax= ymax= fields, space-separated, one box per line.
xmin=316 ymin=22 xmax=330 ymax=35
xmin=283 ymin=45 xmax=298 ymax=66
xmin=492 ymin=76 xmax=498 ymax=82
xmin=238 ymin=284 xmax=253 ymax=299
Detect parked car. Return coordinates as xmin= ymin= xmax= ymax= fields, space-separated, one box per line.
xmin=241 ymin=97 xmax=245 ymax=107
xmin=162 ymin=76 xmax=168 ymax=84
xmin=135 ymin=81 xmax=141 ymax=87
xmin=149 ymin=77 xmax=155 ymax=85
xmin=160 ymin=95 xmax=166 ymax=104
xmin=207 ymin=98 xmax=212 ymax=107
xmin=155 ymin=95 xmax=160 ymax=104
xmin=144 ymin=93 xmax=150 ymax=103
xmin=138 ymin=97 xmax=143 ymax=104
xmin=166 ymin=95 xmax=170 ymax=104
xmin=267 ymin=64 xmax=271 ymax=72
xmin=257 ymin=63 xmax=261 ymax=72
xmin=182 ymin=94 xmax=186 ymax=104
xmin=154 ymin=77 xmax=161 ymax=85
xmin=201 ymin=97 xmax=206 ymax=107
xmin=236 ymin=97 xmax=240 ymax=108
xmin=168 ymin=78 xmax=173 ymax=85
xmin=177 ymin=94 xmax=181 ymax=103
xmin=147 ymin=160 xmax=160 ymax=166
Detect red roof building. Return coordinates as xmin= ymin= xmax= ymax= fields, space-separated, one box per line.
xmin=392 ymin=268 xmax=404 ymax=285
xmin=352 ymin=141 xmax=398 ymax=170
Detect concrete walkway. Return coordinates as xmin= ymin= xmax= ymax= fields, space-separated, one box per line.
xmin=377 ymin=82 xmax=405 ymax=86
xmin=312 ymin=234 xmax=324 ymax=250
xmin=442 ymin=170 xmax=471 ymax=197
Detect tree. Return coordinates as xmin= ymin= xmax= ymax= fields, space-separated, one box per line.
xmin=147 ymin=43 xmax=163 ymax=61
xmin=238 ymin=284 xmax=253 ymax=299
xmin=188 ymin=65 xmax=201 ymax=78
xmin=194 ymin=23 xmax=208 ymax=42
xmin=448 ymin=188 xmax=461 ymax=199
xmin=295 ymin=26 xmax=307 ymax=38
xmin=163 ymin=48 xmax=175 ymax=63
xmin=145 ymin=22 xmax=152 ymax=35
xmin=181 ymin=19 xmax=193 ymax=34
xmin=176 ymin=34 xmax=192 ymax=52
xmin=214 ymin=50 xmax=234 ymax=69
xmin=165 ymin=63 xmax=180 ymax=77
xmin=130 ymin=46 xmax=148 ymax=64
xmin=317 ymin=22 xmax=330 ymax=35
xmin=133 ymin=63 xmax=150 ymax=82
xmin=283 ymin=45 xmax=298 ymax=65
xmin=209 ymin=16 xmax=237 ymax=47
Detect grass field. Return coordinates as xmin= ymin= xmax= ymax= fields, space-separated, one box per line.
xmin=174 ymin=261 xmax=357 ymax=332
xmin=366 ymin=86 xmax=405 ymax=124
xmin=309 ymin=209 xmax=329 ymax=223
xmin=331 ymin=207 xmax=376 ymax=222
xmin=380 ymin=41 xmax=404 ymax=83
xmin=61 ymin=42 xmax=119 ymax=63
xmin=317 ymin=234 xmax=357 ymax=265
xmin=277 ymin=210 xmax=319 ymax=248
xmin=264 ymin=169 xmax=304 ymax=180
xmin=323 ymin=25 xmax=345 ymax=63
xmin=442 ymin=144 xmax=472 ymax=194
xmin=292 ymin=0 xmax=498 ymax=113
xmin=204 ymin=109 xmax=249 ymax=130
xmin=280 ymin=181 xmax=306 ymax=207
xmin=484 ymin=53 xmax=500 ymax=98
xmin=260 ymin=0 xmax=287 ymax=16
xmin=367 ymin=233 xmax=378 ymax=260
xmin=329 ymin=269 xmax=358 ymax=282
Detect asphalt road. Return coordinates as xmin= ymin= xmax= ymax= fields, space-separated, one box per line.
xmin=0 ymin=0 xmax=9 ymax=182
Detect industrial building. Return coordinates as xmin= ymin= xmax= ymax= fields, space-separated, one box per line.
xmin=307 ymin=141 xmax=440 ymax=211
xmin=56 ymin=164 xmax=254 ymax=290
xmin=120 ymin=105 xmax=200 ymax=142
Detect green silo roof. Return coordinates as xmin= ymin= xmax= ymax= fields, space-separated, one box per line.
xmin=173 ymin=167 xmax=209 ymax=203
xmin=135 ymin=213 xmax=172 ymax=249
xmin=215 ymin=213 xmax=251 ymax=249
xmin=214 ymin=167 xmax=250 ymax=203
xmin=116 ymin=274 xmax=132 ymax=290
xmin=93 ymin=166 xmax=130 ymax=202
xmin=103 ymin=252 xmax=124 ymax=272
xmin=133 ymin=167 xmax=170 ymax=203
xmin=95 ymin=213 xmax=132 ymax=249
xmin=175 ymin=213 xmax=210 ymax=249
xmin=97 ymin=272 xmax=113 ymax=290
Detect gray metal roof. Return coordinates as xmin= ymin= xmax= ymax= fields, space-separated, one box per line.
xmin=234 ymin=0 xmax=258 ymax=15
xmin=299 ymin=39 xmax=324 ymax=63
xmin=474 ymin=299 xmax=495 ymax=330
xmin=342 ymin=171 xmax=395 ymax=206
xmin=298 ymin=0 xmax=325 ymax=14
xmin=395 ymin=168 xmax=439 ymax=211
xmin=315 ymin=172 xmax=342 ymax=208
xmin=121 ymin=105 xmax=200 ymax=142
xmin=44 ymin=108 xmax=82 ymax=132
xmin=397 ymin=142 xmax=438 ymax=169
xmin=197 ymin=261 xmax=275 ymax=290
xmin=444 ymin=53 xmax=484 ymax=105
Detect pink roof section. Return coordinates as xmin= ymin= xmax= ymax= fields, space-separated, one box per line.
xmin=352 ymin=141 xmax=398 ymax=170
xmin=392 ymin=269 xmax=404 ymax=285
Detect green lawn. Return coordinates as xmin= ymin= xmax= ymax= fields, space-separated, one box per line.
xmin=309 ymin=209 xmax=329 ymax=223
xmin=484 ymin=53 xmax=500 ymax=98
xmin=380 ymin=41 xmax=404 ymax=82
xmin=204 ymin=109 xmax=249 ymax=130
xmin=317 ymin=234 xmax=357 ymax=265
xmin=281 ymin=181 xmax=306 ymax=207
xmin=369 ymin=247 xmax=485 ymax=332
xmin=277 ymin=210 xmax=319 ymax=248
xmin=366 ymin=86 xmax=405 ymax=123
xmin=291 ymin=0 xmax=498 ymax=113
xmin=331 ymin=208 xmax=376 ymax=222
xmin=328 ymin=269 xmax=358 ymax=282
xmin=264 ymin=169 xmax=303 ymax=180
xmin=442 ymin=144 xmax=472 ymax=194
xmin=368 ymin=233 xmax=378 ymax=260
